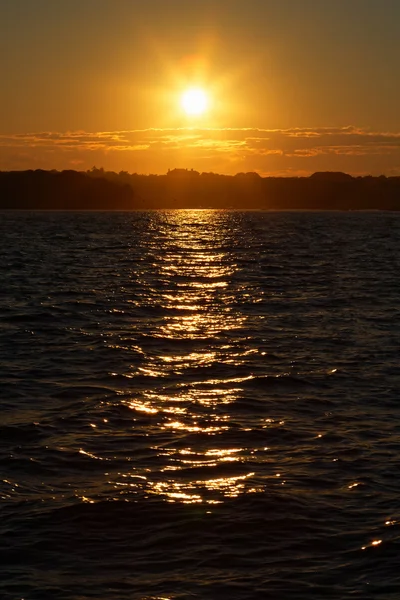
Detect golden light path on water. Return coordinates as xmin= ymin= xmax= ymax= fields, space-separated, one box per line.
xmin=111 ymin=210 xmax=267 ymax=504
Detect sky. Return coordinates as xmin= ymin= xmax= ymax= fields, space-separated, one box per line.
xmin=1 ymin=0 xmax=400 ymax=176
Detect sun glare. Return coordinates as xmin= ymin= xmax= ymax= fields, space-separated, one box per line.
xmin=181 ymin=88 xmax=209 ymax=116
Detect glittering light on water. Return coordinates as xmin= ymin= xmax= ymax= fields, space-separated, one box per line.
xmin=79 ymin=449 xmax=105 ymax=460
xmin=80 ymin=496 xmax=95 ymax=504
xmin=361 ymin=539 xmax=382 ymax=550
xmin=163 ymin=420 xmax=227 ymax=433
xmin=147 ymin=471 xmax=256 ymax=503
xmin=126 ymin=400 xmax=159 ymax=414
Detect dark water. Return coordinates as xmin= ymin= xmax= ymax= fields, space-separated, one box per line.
xmin=1 ymin=210 xmax=400 ymax=600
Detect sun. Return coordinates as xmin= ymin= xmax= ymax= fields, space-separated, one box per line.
xmin=181 ymin=88 xmax=209 ymax=116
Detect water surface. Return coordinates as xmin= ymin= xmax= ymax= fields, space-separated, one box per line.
xmin=1 ymin=210 xmax=400 ymax=599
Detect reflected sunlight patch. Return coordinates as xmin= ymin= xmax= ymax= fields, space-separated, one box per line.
xmin=163 ymin=420 xmax=227 ymax=434
xmin=147 ymin=471 xmax=257 ymax=504
xmin=125 ymin=400 xmax=159 ymax=414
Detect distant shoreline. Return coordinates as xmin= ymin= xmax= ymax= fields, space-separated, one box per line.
xmin=1 ymin=169 xmax=399 ymax=210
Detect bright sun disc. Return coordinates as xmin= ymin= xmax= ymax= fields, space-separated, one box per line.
xmin=181 ymin=89 xmax=208 ymax=116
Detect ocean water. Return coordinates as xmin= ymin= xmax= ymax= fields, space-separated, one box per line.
xmin=1 ymin=209 xmax=400 ymax=600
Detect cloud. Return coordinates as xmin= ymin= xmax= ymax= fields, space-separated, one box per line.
xmin=1 ymin=126 xmax=400 ymax=175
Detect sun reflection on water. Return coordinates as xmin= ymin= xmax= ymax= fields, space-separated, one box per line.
xmin=111 ymin=210 xmax=267 ymax=503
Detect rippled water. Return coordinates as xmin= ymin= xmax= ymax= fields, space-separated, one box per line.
xmin=1 ymin=210 xmax=400 ymax=600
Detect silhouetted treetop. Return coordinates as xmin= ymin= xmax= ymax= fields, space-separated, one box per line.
xmin=309 ymin=172 xmax=354 ymax=182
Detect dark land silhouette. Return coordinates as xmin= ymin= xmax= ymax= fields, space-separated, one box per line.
xmin=1 ymin=168 xmax=400 ymax=210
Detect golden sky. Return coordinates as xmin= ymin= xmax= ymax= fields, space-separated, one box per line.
xmin=1 ymin=0 xmax=400 ymax=175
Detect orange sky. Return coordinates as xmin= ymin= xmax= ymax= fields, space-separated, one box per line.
xmin=1 ymin=0 xmax=400 ymax=175
xmin=2 ymin=127 xmax=400 ymax=177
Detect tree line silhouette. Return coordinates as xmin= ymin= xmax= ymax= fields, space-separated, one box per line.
xmin=0 ymin=168 xmax=399 ymax=210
